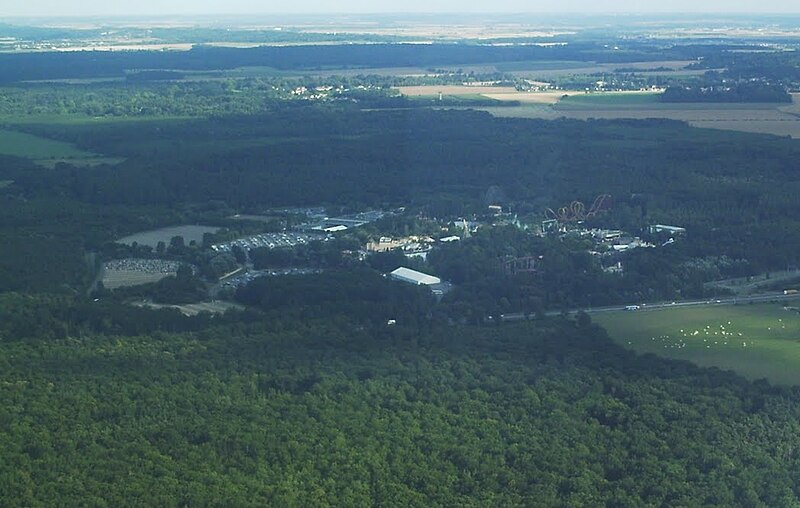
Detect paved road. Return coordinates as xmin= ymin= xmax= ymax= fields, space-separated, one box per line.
xmin=497 ymin=291 xmax=800 ymax=322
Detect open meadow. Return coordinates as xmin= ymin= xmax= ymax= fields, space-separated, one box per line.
xmin=595 ymin=303 xmax=800 ymax=385
xmin=117 ymin=225 xmax=220 ymax=248
xmin=0 ymin=128 xmax=115 ymax=166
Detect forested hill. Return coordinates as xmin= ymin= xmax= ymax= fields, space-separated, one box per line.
xmin=2 ymin=317 xmax=800 ymax=505
xmin=0 ymin=42 xmax=677 ymax=83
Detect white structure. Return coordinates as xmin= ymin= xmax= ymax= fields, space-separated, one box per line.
xmin=389 ymin=267 xmax=441 ymax=286
xmin=649 ymin=224 xmax=686 ymax=235
xmin=439 ymin=236 xmax=461 ymax=242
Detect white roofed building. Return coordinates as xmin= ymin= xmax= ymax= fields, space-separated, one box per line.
xmin=389 ymin=267 xmax=441 ymax=286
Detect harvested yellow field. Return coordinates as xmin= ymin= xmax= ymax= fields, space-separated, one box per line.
xmin=481 ymin=91 xmax=576 ymax=104
xmin=396 ymin=85 xmax=521 ymax=96
xmin=476 ymin=94 xmax=800 ymax=138
xmin=778 ymin=94 xmax=800 ymax=114
xmin=396 ymin=85 xmax=580 ymax=104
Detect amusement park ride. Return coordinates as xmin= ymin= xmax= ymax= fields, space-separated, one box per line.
xmin=501 ymin=195 xmax=612 ymax=276
xmin=545 ymin=194 xmax=612 ymax=223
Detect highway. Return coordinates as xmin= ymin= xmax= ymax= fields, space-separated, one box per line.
xmin=497 ymin=291 xmax=800 ymax=322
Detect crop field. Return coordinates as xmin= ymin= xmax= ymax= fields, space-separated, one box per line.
xmin=397 ymin=85 xmax=520 ymax=96
xmin=479 ymin=96 xmax=800 ymax=138
xmin=558 ymin=92 xmax=662 ymax=105
xmin=117 ymin=225 xmax=220 ymax=248
xmin=594 ymin=303 xmax=800 ymax=385
xmin=0 ymin=128 xmax=107 ymax=166
xmin=397 ymin=85 xmax=579 ymax=105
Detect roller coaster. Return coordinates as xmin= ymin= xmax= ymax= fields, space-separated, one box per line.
xmin=545 ymin=194 xmax=611 ymax=223
xmin=502 ymin=256 xmax=539 ymax=276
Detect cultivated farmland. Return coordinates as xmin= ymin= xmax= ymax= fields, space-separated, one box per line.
xmin=396 ymin=85 xmax=577 ymax=104
xmin=478 ymin=93 xmax=800 ymax=138
xmin=595 ymin=303 xmax=800 ymax=385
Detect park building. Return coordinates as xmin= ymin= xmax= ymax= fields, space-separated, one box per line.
xmin=649 ymin=224 xmax=686 ymax=235
xmin=389 ymin=267 xmax=441 ymax=286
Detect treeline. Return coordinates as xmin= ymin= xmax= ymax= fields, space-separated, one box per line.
xmin=104 ymin=265 xmax=208 ymax=305
xmin=691 ymin=50 xmax=800 ymax=84
xmin=0 ymin=80 xmax=289 ymax=118
xmin=235 ymin=268 xmax=434 ymax=328
xmin=661 ymin=82 xmax=791 ymax=103
xmin=0 ymin=292 xmax=232 ymax=340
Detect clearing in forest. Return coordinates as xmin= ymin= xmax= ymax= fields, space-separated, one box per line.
xmin=595 ymin=303 xmax=800 ymax=385
xmin=0 ymin=128 xmax=120 ymax=167
xmin=117 ymin=225 xmax=221 ymax=248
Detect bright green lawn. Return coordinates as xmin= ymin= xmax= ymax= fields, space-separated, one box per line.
xmin=559 ymin=92 xmax=662 ymax=105
xmin=595 ymin=303 xmax=800 ymax=385
xmin=0 ymin=128 xmax=91 ymax=159
xmin=0 ymin=128 xmax=123 ymax=167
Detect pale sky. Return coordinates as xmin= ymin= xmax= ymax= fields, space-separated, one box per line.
xmin=3 ymin=0 xmax=800 ymax=18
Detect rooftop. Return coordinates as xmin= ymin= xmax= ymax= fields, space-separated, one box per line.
xmin=390 ymin=267 xmax=441 ymax=286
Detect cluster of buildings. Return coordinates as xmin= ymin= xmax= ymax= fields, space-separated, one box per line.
xmin=366 ymin=236 xmax=436 ymax=259
xmin=573 ymin=224 xmax=686 ymax=273
xmin=303 ymin=210 xmax=388 ymax=233
xmin=583 ymin=228 xmax=656 ymax=253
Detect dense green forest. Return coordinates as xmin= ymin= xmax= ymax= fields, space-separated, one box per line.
xmin=4 ymin=316 xmax=800 ymax=506
xmin=662 ymin=82 xmax=792 ymax=103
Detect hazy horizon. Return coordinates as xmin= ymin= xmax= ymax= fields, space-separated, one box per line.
xmin=4 ymin=0 xmax=800 ymax=18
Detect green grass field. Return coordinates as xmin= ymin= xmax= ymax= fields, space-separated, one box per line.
xmin=594 ymin=303 xmax=800 ymax=385
xmin=558 ymin=92 xmax=662 ymax=106
xmin=0 ymin=114 xmax=193 ymax=125
xmin=0 ymin=129 xmax=106 ymax=166
xmin=494 ymin=60 xmax=595 ymax=72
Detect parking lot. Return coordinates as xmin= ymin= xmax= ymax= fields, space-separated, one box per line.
xmin=101 ymin=258 xmax=190 ymax=289
xmin=211 ymin=232 xmax=327 ymax=253
xmin=219 ymin=268 xmax=322 ymax=290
